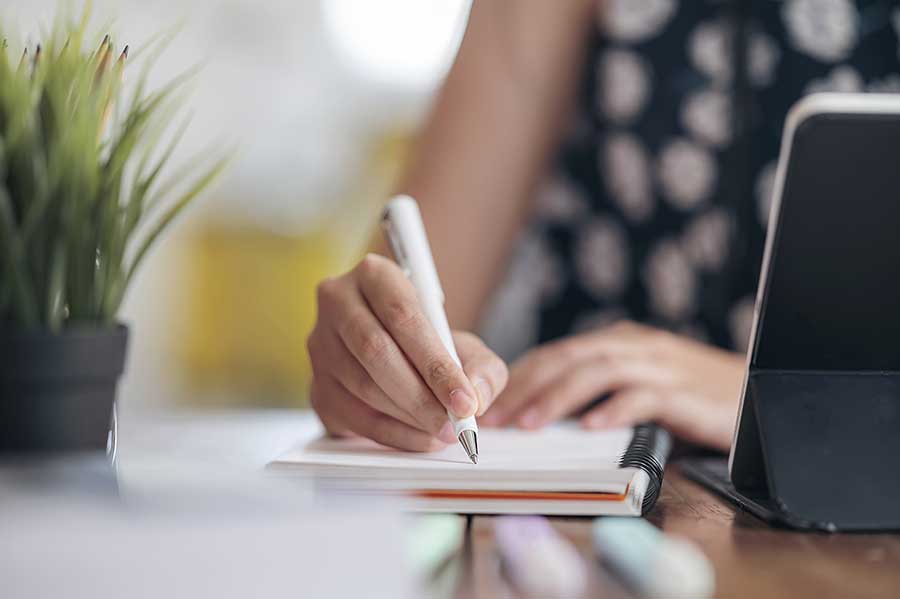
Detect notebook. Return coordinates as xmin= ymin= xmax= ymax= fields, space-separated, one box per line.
xmin=270 ymin=423 xmax=671 ymax=516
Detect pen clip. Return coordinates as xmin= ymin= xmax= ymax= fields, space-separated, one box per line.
xmin=381 ymin=214 xmax=411 ymax=278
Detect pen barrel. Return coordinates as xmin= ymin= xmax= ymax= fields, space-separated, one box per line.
xmin=383 ymin=195 xmax=477 ymax=438
xmin=420 ymin=293 xmax=477 ymax=436
xmin=420 ymin=294 xmax=461 ymax=367
xmin=383 ymin=196 xmax=445 ymax=305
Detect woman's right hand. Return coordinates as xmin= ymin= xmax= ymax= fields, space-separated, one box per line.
xmin=307 ymin=253 xmax=509 ymax=451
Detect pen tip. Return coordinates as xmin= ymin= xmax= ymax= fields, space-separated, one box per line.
xmin=458 ymin=430 xmax=479 ymax=465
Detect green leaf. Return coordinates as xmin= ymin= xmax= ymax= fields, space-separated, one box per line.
xmin=0 ymin=10 xmax=227 ymax=329
xmin=120 ymin=156 xmax=229 ymax=303
xmin=46 ymin=239 xmax=67 ymax=332
xmin=0 ymin=182 xmax=38 ymax=327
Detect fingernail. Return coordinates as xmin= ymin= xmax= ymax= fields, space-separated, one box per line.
xmin=438 ymin=421 xmax=456 ymax=443
xmin=473 ymin=378 xmax=493 ymax=415
xmin=449 ymin=389 xmax=477 ymax=418
xmin=519 ymin=408 xmax=542 ymax=429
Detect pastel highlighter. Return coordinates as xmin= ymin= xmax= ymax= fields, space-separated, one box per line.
xmin=494 ymin=516 xmax=587 ymax=598
xmin=593 ymin=517 xmax=715 ymax=598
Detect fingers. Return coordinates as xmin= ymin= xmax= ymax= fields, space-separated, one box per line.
xmin=315 ymin=330 xmax=456 ymax=442
xmin=311 ymin=255 xmax=505 ymax=452
xmin=482 ymin=329 xmax=650 ymax=426
xmin=453 ymin=331 xmax=509 ymax=416
xmin=311 ymin=377 xmax=447 ymax=452
xmin=481 ymin=353 xmax=561 ymax=427
xmin=619 ymin=388 xmax=737 ymax=452
xmin=513 ymin=359 xmax=668 ymax=429
xmin=583 ymin=386 xmax=736 ymax=452
xmin=322 ymin=276 xmax=449 ymax=436
xmin=515 ymin=362 xmax=625 ymax=430
xmin=355 ymin=254 xmax=478 ymax=418
xmin=581 ymin=388 xmax=664 ymax=430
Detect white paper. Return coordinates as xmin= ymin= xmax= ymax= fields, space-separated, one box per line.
xmin=270 ymin=423 xmax=637 ymax=493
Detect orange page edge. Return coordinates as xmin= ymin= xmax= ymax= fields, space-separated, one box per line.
xmin=415 ymin=485 xmax=629 ymax=502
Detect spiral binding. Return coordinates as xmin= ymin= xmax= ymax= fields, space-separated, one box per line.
xmin=618 ymin=424 xmax=672 ymax=513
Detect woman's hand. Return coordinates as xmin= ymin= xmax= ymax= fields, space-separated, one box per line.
xmin=481 ymin=321 xmax=745 ymax=452
xmin=307 ymin=254 xmax=509 ymax=452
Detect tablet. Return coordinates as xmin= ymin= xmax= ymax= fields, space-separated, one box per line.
xmin=685 ymin=93 xmax=900 ymax=531
xmin=736 ymin=93 xmax=900 ymax=377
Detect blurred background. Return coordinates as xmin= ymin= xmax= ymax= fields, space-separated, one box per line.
xmin=3 ymin=0 xmax=474 ymax=410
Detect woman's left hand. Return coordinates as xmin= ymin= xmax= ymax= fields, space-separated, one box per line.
xmin=480 ymin=321 xmax=746 ymax=452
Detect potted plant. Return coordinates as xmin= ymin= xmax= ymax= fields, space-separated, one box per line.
xmin=0 ymin=14 xmax=227 ymax=452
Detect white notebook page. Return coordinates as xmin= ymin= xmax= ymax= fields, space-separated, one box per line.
xmin=270 ymin=424 xmax=637 ymax=493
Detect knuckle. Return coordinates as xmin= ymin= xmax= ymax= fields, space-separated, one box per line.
xmin=424 ymin=356 xmax=455 ymax=388
xmin=410 ymin=387 xmax=436 ymax=414
xmin=306 ymin=326 xmax=325 ymax=352
xmin=341 ymin=311 xmax=369 ymax=338
xmin=384 ymin=298 xmax=422 ymax=330
xmin=358 ymin=328 xmax=392 ymax=365
xmin=605 ymin=355 xmax=628 ymax=377
xmin=556 ymin=340 xmax=582 ymax=362
xmin=357 ymin=253 xmax=389 ymax=279
xmin=315 ymin=277 xmax=341 ymax=305
xmin=355 ymin=370 xmax=382 ymax=401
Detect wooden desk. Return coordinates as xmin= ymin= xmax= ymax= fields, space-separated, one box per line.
xmin=449 ymin=468 xmax=900 ymax=598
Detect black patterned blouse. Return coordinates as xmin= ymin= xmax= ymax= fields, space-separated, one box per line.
xmin=481 ymin=0 xmax=900 ymax=360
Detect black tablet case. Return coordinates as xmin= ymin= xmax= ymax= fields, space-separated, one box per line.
xmin=683 ymin=104 xmax=900 ymax=532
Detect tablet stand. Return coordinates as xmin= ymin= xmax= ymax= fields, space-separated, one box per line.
xmin=727 ymin=370 xmax=900 ymax=531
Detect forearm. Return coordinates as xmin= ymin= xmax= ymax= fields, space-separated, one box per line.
xmin=391 ymin=0 xmax=595 ymax=330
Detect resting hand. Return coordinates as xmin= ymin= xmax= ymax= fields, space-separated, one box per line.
xmin=481 ymin=321 xmax=744 ymax=451
xmin=307 ymin=254 xmax=508 ymax=451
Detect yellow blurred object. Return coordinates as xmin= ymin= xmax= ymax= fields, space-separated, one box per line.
xmin=174 ymin=129 xmax=413 ymax=407
xmin=176 ymin=227 xmax=341 ymax=406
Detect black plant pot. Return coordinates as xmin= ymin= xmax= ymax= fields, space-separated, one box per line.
xmin=0 ymin=324 xmax=128 ymax=453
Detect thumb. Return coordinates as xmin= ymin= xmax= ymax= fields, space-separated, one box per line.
xmin=453 ymin=331 xmax=509 ymax=416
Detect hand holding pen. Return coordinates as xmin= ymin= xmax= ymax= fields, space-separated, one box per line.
xmin=307 ymin=196 xmax=508 ymax=457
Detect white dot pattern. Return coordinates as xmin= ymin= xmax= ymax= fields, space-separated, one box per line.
xmin=480 ymin=0 xmax=898 ymax=356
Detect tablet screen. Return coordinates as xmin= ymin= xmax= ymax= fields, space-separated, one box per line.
xmin=753 ymin=112 xmax=900 ymax=371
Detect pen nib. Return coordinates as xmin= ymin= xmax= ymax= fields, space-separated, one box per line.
xmin=459 ymin=430 xmax=478 ymax=465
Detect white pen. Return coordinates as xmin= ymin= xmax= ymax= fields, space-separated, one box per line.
xmin=381 ymin=195 xmax=479 ymax=464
